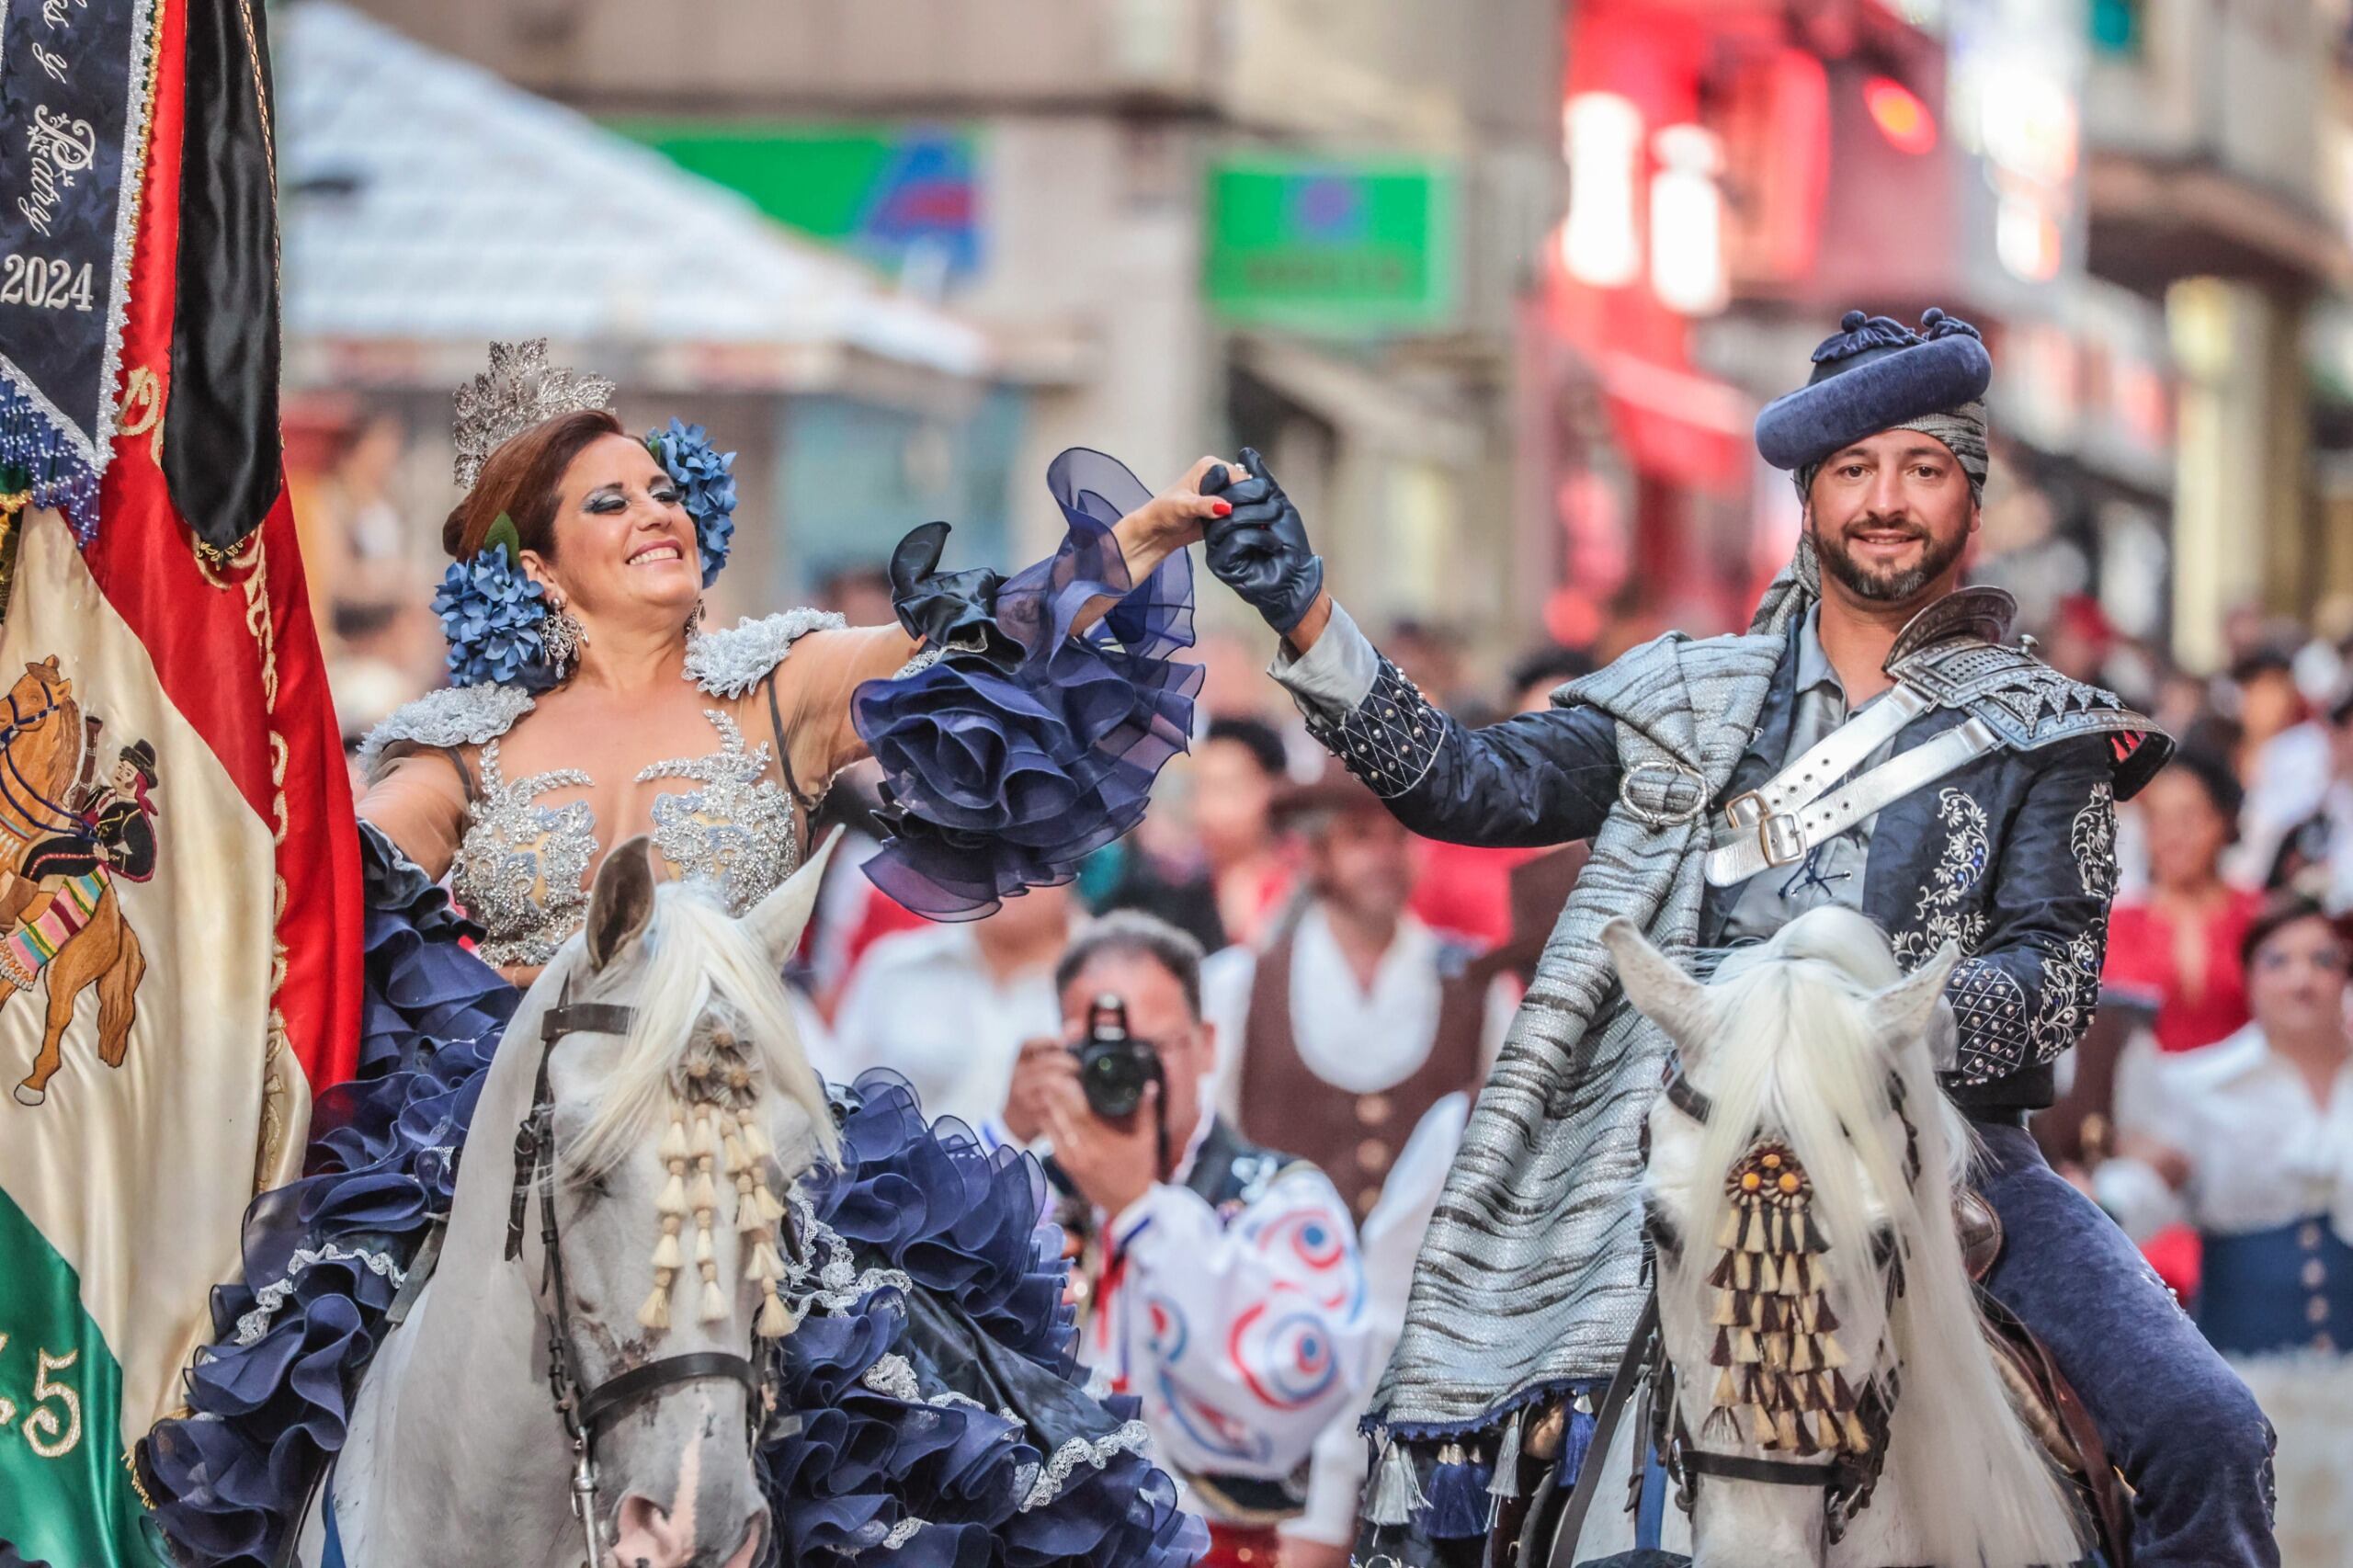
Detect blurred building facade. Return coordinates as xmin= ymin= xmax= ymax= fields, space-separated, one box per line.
xmin=292 ymin=0 xmax=2353 ymax=684
xmin=1534 ymin=0 xmax=2353 ymax=676
xmin=332 ymin=0 xmax=1564 ymax=651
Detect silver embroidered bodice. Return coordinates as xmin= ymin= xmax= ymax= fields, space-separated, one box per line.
xmin=450 ymin=710 xmax=803 ymax=968
xmin=359 ymin=609 xmax=850 ymax=969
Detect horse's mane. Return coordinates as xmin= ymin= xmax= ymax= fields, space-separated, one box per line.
xmin=1681 ymin=908 xmax=2081 ymax=1566
xmin=558 ymin=880 xmax=837 ymax=1182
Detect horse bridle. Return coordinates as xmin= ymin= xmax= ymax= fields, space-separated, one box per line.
xmin=1642 ymin=1060 xmax=1920 ymax=1542
xmin=0 ymin=683 xmax=90 ymax=844
xmin=506 ymin=995 xmax=781 ymax=1568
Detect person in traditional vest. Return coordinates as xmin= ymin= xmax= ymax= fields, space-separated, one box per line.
xmin=1002 ymin=911 xmax=1372 ymax=1568
xmin=1202 ymin=758 xmax=1510 ymax=1226
xmin=1199 ymin=310 xmax=2275 ymax=1565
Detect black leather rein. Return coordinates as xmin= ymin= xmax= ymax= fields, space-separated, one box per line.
xmin=506 ymin=996 xmax=772 ymax=1559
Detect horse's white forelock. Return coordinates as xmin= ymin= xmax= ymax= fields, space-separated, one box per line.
xmin=1677 ymin=907 xmax=2082 ymax=1566
xmin=558 ymin=880 xmax=837 ymax=1183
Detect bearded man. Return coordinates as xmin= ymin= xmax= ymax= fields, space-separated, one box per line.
xmin=1199 ymin=310 xmax=2276 ymax=1566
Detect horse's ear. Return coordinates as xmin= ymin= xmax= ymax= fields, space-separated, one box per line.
xmin=1600 ymin=917 xmax=1711 ymax=1051
xmin=1867 ymin=941 xmax=1961 ymax=1052
xmin=585 ymin=835 xmax=658 ymax=971
xmin=745 ymin=826 xmax=845 ymax=964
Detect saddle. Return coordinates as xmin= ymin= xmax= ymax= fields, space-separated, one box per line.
xmin=1961 ymin=1190 xmax=2135 ymax=1568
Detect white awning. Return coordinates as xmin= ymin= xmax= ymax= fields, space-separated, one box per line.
xmin=276 ymin=2 xmax=993 ymax=387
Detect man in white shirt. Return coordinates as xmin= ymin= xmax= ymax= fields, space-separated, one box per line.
xmin=1202 ymin=763 xmax=1514 ymax=1224
xmin=827 ymin=882 xmax=1074 ymax=1124
xmin=1005 ymin=912 xmax=1371 ymax=1568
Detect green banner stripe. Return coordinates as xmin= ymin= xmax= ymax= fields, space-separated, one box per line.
xmin=0 ymin=1189 xmax=166 ymax=1568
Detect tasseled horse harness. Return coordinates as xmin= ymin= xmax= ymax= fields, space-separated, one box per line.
xmin=1520 ymin=1062 xmax=1922 ymax=1568
xmin=1647 ymin=1062 xmax=1918 ymax=1541
xmin=506 ymin=994 xmax=804 ymax=1568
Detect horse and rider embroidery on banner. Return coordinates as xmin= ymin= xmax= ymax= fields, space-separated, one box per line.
xmin=0 ymin=655 xmax=160 ymax=1108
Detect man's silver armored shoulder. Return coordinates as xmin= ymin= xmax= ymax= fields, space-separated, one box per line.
xmin=1886 ymin=586 xmax=2172 ymax=797
xmin=683 ymin=608 xmax=850 ymax=698
xmin=356 ymin=684 xmax=536 ymax=775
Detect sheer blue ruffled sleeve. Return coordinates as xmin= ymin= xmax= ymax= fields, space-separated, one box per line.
xmin=851 ymin=449 xmax=1200 ymax=920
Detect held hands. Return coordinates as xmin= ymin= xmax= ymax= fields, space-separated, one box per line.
xmin=1114 ymin=457 xmax=1249 ymax=572
xmin=1199 ymin=447 xmax=1324 ymax=635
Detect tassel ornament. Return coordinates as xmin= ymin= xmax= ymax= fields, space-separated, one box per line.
xmin=1366 ymin=1437 xmax=1430 ymax=1528
xmin=1485 ymin=1409 xmax=1525 ymax=1501
xmin=639 ymin=1272 xmax=675 ymax=1331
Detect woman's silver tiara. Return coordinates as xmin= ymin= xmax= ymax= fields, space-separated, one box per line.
xmin=450 ymin=339 xmax=618 ymax=490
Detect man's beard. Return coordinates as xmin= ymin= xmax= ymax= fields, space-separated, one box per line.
xmin=1812 ymin=520 xmax=1970 ymax=604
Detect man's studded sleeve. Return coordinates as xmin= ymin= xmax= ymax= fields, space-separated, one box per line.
xmin=1268 ymin=600 xmax=1622 ymax=847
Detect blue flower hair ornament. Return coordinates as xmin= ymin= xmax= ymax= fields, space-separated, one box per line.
xmin=432 ymin=515 xmax=560 ymax=690
xmin=646 ymin=418 xmax=737 ymax=587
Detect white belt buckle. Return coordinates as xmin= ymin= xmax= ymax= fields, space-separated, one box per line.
xmin=1725 ymin=790 xmax=1804 ymax=868
xmin=1756 ymin=811 xmax=1806 ymax=868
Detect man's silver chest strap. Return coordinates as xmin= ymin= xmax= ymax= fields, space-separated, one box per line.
xmin=1701 ymin=679 xmax=2000 ymax=886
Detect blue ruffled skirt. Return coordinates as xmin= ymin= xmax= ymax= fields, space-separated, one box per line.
xmin=141 ymin=827 xmax=1204 ymax=1568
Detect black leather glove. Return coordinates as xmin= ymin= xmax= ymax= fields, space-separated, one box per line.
xmin=1199 ymin=447 xmax=1324 ymax=635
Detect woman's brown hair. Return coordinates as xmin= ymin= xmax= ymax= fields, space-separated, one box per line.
xmin=2239 ymin=888 xmax=2353 ymax=970
xmin=441 ymin=408 xmax=626 ymax=561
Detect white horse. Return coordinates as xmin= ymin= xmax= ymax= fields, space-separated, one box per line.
xmin=1577 ymin=908 xmax=2086 ymax=1568
xmin=301 ymin=833 xmax=839 ymax=1568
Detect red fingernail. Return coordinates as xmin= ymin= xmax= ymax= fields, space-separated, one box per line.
xmin=1211 ymin=500 xmax=1233 ymax=517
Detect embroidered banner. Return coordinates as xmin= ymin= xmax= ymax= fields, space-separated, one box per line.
xmin=0 ymin=0 xmax=358 ymax=1561
xmin=0 ymin=0 xmax=160 ymax=537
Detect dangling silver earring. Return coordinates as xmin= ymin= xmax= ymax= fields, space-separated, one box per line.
xmin=685 ymin=598 xmax=706 ymax=639
xmin=540 ymin=601 xmax=585 ymax=676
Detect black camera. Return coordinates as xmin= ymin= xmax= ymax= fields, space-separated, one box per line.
xmin=1072 ymin=994 xmax=1164 ymax=1119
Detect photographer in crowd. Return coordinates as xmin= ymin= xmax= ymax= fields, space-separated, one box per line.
xmin=1003 ymin=912 xmax=1371 ymax=1568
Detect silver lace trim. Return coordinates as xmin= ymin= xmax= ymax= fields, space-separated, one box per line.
xmin=892 ymin=644 xmax=947 ymax=680
xmin=861 ymin=1354 xmax=923 ymax=1403
xmin=233 ymin=1245 xmax=406 ymax=1347
xmin=356 ymin=684 xmax=537 ymax=775
xmin=1019 ymin=1420 xmax=1155 ymax=1511
xmin=640 ymin=710 xmax=800 ymax=915
xmin=882 ymin=1518 xmax=926 ymax=1551
xmin=684 ymin=609 xmax=848 ymax=698
xmin=783 ymin=1189 xmax=915 ymax=1312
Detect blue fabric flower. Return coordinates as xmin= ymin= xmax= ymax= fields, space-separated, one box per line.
xmin=429 ymin=543 xmax=556 ymax=690
xmin=648 ymin=418 xmax=739 ymax=587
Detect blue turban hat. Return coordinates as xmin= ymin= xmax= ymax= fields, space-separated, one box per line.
xmin=1755 ymin=308 xmax=1992 ymax=504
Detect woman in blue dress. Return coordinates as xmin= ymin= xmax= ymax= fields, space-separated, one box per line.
xmin=141 ymin=341 xmax=1225 ymax=1568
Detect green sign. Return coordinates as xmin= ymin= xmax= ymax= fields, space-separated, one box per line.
xmin=1205 ymin=156 xmax=1458 ymax=332
xmin=609 ymin=122 xmax=981 ymax=276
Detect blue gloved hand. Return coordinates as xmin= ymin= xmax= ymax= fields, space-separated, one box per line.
xmin=1200 ymin=447 xmax=1324 ymax=634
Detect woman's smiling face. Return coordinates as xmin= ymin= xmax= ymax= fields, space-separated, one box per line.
xmin=527 ymin=432 xmax=700 ymax=624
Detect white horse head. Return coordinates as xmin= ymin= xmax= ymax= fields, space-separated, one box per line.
xmin=525 ymin=830 xmax=841 ymax=1566
xmin=1603 ymin=908 xmax=2082 ymax=1568
xmin=325 ymin=831 xmax=844 ymax=1568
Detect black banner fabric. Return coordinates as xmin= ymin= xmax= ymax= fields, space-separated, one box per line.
xmin=164 ymin=0 xmax=281 ymax=551
xmin=0 ymin=0 xmax=155 ymax=526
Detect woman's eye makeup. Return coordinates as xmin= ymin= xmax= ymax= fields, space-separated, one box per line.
xmin=652 ymin=486 xmax=681 ymax=505
xmin=583 ymin=488 xmax=626 ymax=514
